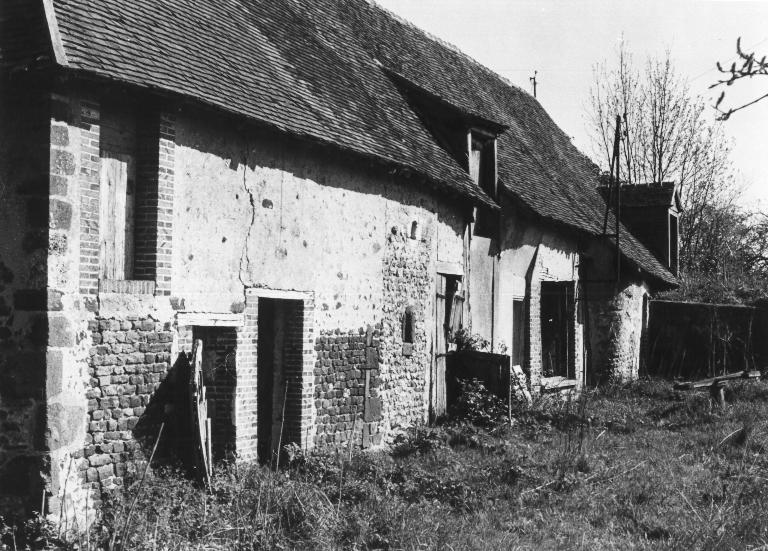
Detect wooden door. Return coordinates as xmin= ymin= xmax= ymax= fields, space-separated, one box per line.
xmin=433 ymin=275 xmax=448 ymax=419
xmin=189 ymin=339 xmax=212 ymax=485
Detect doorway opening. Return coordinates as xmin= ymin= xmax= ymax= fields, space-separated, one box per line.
xmin=540 ymin=281 xmax=575 ymax=379
xmin=432 ymin=274 xmax=463 ymax=421
xmin=257 ymin=298 xmax=304 ymax=464
xmin=191 ymin=326 xmax=237 ymax=462
xmin=512 ymin=299 xmax=526 ymax=367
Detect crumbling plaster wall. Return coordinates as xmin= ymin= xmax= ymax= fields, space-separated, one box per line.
xmin=468 ymin=234 xmax=495 ymax=343
xmin=465 ymin=203 xmax=585 ymax=392
xmin=172 ymin=110 xmax=466 ymax=446
xmin=586 ymin=279 xmax=649 ymax=383
xmin=582 ymin=238 xmax=651 ymax=384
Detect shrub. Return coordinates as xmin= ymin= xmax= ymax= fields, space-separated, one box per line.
xmin=449 ymin=379 xmax=508 ymax=427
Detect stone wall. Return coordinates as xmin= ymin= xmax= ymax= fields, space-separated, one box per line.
xmin=171 ymin=107 xmax=466 ymax=446
xmin=380 ymin=222 xmax=433 ymax=432
xmin=82 ymin=315 xmax=173 ymax=495
xmin=0 ymin=81 xmax=50 ymax=514
xmin=1 ymin=82 xmax=469 ymax=525
xmin=313 ymin=328 xmax=383 ymax=449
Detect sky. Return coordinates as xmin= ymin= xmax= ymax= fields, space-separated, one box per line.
xmin=375 ymin=0 xmax=768 ymax=208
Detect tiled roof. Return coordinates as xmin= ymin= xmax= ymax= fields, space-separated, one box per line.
xmin=50 ymin=0 xmax=495 ymax=208
xmin=45 ymin=0 xmax=675 ymax=286
xmin=343 ymin=1 xmax=676 ymax=286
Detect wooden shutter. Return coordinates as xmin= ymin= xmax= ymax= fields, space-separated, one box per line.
xmin=99 ymin=152 xmax=135 ymax=279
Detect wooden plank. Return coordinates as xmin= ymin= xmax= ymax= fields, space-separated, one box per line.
xmin=189 ymin=339 xmax=211 ymax=486
xmin=112 ymin=157 xmax=125 ymax=279
xmin=99 ymin=152 xmax=134 ymax=280
xmin=365 ymin=347 xmax=379 ymax=370
xmin=674 ymin=370 xmax=761 ymax=391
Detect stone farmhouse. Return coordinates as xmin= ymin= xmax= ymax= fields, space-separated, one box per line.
xmin=0 ymin=0 xmax=677 ymax=524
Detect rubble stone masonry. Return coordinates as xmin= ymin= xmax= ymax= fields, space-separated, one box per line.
xmin=82 ymin=316 xmax=173 ymax=495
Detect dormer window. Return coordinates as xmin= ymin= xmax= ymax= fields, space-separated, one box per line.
xmin=597 ymin=181 xmax=681 ymax=277
xmin=469 ymin=130 xmax=498 ymax=238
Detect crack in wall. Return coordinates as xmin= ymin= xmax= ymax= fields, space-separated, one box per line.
xmin=238 ymin=151 xmax=256 ymax=297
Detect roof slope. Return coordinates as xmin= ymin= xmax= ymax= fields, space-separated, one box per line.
xmin=46 ymin=0 xmax=674 ymax=285
xmin=51 ymin=0 xmax=493 ymax=207
xmin=341 ymin=0 xmax=675 ymax=286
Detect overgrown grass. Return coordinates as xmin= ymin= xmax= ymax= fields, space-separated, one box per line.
xmin=6 ymin=378 xmax=768 ymax=550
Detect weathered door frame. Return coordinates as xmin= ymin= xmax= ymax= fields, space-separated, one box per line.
xmin=431 ymin=266 xmax=464 ymax=421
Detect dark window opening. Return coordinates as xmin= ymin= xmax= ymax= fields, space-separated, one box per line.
xmin=469 ymin=133 xmax=498 ymax=238
xmin=403 ymin=306 xmax=415 ymax=343
xmin=512 ymin=299 xmax=526 ymax=367
xmin=257 ymin=298 xmax=304 ymax=465
xmin=191 ymin=326 xmax=237 ymax=462
xmin=540 ymin=281 xmax=575 ymax=379
xmin=410 ymin=221 xmax=419 ymax=240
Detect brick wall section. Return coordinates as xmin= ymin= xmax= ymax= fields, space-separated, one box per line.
xmin=527 ymin=278 xmax=542 ymax=389
xmin=155 ymin=114 xmax=175 ymax=295
xmin=313 ymin=329 xmax=383 ymax=449
xmin=299 ymin=297 xmax=316 ymax=450
xmin=79 ymin=107 xmax=175 ymax=295
xmin=78 ymin=100 xmax=101 ymax=295
xmin=133 ymin=112 xmax=175 ymax=293
xmin=83 ymin=316 xmax=173 ymax=494
xmin=234 ymin=293 xmax=259 ymax=460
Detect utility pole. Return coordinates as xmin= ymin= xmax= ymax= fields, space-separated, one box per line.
xmin=529 ymin=70 xmax=538 ymax=98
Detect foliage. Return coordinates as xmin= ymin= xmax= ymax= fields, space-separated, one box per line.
xmin=13 ymin=379 xmax=768 ymax=550
xmin=449 ymin=379 xmax=509 ymax=427
xmin=453 ymin=328 xmax=489 ymax=352
xmin=453 ymin=329 xmax=507 ymax=354
xmin=0 ymin=514 xmax=62 ymax=551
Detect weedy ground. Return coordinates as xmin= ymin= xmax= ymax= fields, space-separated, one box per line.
xmin=5 ymin=378 xmax=768 ymax=550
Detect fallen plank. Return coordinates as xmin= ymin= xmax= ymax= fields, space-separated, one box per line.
xmin=674 ymin=370 xmax=761 ymax=391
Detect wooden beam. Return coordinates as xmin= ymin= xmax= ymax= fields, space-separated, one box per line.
xmin=673 ymin=370 xmax=761 ymax=391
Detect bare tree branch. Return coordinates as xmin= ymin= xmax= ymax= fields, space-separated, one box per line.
xmin=711 ymin=37 xmax=768 ymax=120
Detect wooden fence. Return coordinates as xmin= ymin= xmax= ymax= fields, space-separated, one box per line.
xmin=645 ymin=300 xmax=768 ymax=380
